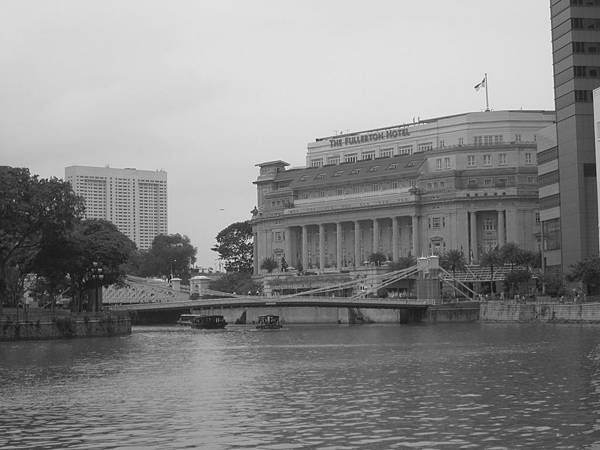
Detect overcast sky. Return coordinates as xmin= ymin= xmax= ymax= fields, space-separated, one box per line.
xmin=1 ymin=1 xmax=555 ymax=268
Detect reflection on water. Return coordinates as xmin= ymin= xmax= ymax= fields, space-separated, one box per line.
xmin=2 ymin=323 xmax=600 ymax=449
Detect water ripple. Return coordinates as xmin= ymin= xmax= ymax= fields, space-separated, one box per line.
xmin=1 ymin=324 xmax=600 ymax=448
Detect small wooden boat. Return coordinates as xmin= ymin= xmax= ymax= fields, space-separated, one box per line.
xmin=190 ymin=315 xmax=227 ymax=329
xmin=256 ymin=314 xmax=283 ymax=329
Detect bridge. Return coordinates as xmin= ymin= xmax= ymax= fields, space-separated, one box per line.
xmin=106 ymin=257 xmax=481 ymax=324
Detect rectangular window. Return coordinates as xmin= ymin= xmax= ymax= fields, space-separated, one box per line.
xmin=435 ymin=158 xmax=442 ymax=170
xmin=575 ymin=90 xmax=591 ymax=102
xmin=439 ymin=139 xmax=445 ymax=148
xmin=344 ymin=153 xmax=357 ymax=163
xmin=380 ymin=148 xmax=393 ymax=158
xmin=474 ymin=136 xmax=483 ymax=146
xmin=484 ymin=178 xmax=492 ymax=186
xmin=483 ymin=154 xmax=492 ymax=166
xmin=494 ymin=135 xmax=503 ymax=144
xmin=498 ymin=153 xmax=507 ymax=165
xmin=458 ymin=137 xmax=464 ymax=146
xmin=417 ymin=142 xmax=433 ymax=152
xmin=326 ymin=156 xmax=340 ymax=165
xmin=525 ymin=152 xmax=533 ymax=164
xmin=431 ymin=217 xmax=441 ymax=229
xmin=311 ymin=158 xmax=323 ymax=168
xmin=444 ymin=157 xmax=451 ymax=169
xmin=398 ymin=145 xmax=413 ymax=155
xmin=467 ymin=155 xmax=476 ymax=167
xmin=362 ymin=151 xmax=375 ymax=160
xmin=484 ymin=218 xmax=496 ymax=231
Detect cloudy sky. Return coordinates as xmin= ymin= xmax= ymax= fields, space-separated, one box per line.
xmin=1 ymin=1 xmax=555 ymax=268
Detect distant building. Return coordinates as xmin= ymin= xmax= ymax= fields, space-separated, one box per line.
xmin=550 ymin=0 xmax=600 ymax=270
xmin=252 ymin=110 xmax=555 ymax=278
xmin=65 ymin=166 xmax=167 ymax=250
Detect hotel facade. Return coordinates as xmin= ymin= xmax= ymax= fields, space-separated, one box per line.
xmin=65 ymin=166 xmax=168 ymax=250
xmin=252 ymin=110 xmax=555 ymax=278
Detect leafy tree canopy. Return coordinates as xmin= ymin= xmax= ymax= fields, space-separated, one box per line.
xmin=439 ymin=249 xmax=466 ymax=273
xmin=389 ymin=256 xmax=416 ymax=271
xmin=368 ymin=252 xmax=387 ymax=266
xmin=129 ymin=234 xmax=197 ymax=281
xmin=0 ymin=167 xmax=84 ymax=305
xmin=568 ymin=256 xmax=600 ymax=295
xmin=260 ymin=257 xmax=278 ymax=273
xmin=31 ymin=219 xmax=136 ymax=310
xmin=209 ymin=271 xmax=259 ymax=295
xmin=212 ymin=221 xmax=253 ymax=273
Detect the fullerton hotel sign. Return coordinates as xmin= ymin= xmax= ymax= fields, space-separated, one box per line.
xmin=328 ymin=127 xmax=410 ymax=148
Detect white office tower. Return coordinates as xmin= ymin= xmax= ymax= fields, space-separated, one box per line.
xmin=65 ymin=166 xmax=168 ymax=250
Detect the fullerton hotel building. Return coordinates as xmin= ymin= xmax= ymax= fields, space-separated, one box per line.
xmin=251 ymin=110 xmax=555 ymax=277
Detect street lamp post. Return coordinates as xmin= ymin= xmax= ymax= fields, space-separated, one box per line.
xmin=90 ymin=262 xmax=104 ymax=312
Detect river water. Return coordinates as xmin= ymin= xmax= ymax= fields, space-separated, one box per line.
xmin=1 ymin=323 xmax=600 ymax=449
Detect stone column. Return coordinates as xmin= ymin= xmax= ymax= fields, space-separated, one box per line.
xmin=336 ymin=222 xmax=343 ymax=270
xmin=392 ymin=217 xmax=399 ymax=262
xmin=301 ymin=225 xmax=308 ymax=270
xmin=372 ymin=218 xmax=379 ymax=254
xmin=285 ymin=227 xmax=293 ymax=264
xmin=411 ymin=215 xmax=419 ymax=257
xmin=354 ymin=221 xmax=361 ymax=267
xmin=319 ymin=223 xmax=325 ymax=271
xmin=470 ymin=211 xmax=478 ymax=263
xmin=497 ymin=210 xmax=505 ymax=247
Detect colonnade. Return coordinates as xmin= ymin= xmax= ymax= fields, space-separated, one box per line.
xmin=287 ymin=216 xmax=419 ymax=271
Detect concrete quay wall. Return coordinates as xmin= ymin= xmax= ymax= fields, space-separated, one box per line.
xmin=191 ymin=305 xmax=432 ymax=325
xmin=480 ymin=302 xmax=600 ymax=323
xmin=0 ymin=314 xmax=131 ymax=341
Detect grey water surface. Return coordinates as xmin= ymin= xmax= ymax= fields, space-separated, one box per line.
xmin=1 ymin=323 xmax=600 ymax=449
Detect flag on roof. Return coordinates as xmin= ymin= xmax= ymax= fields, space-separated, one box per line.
xmin=474 ymin=77 xmax=486 ymax=91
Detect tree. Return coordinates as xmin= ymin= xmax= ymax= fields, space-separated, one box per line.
xmin=539 ymin=272 xmax=565 ymax=297
xmin=480 ymin=247 xmax=503 ymax=294
xmin=144 ymin=234 xmax=197 ymax=282
xmin=439 ymin=249 xmax=466 ymax=297
xmin=368 ymin=252 xmax=387 ymax=266
xmin=504 ymin=269 xmax=532 ymax=297
xmin=260 ymin=257 xmax=278 ymax=273
xmin=212 ymin=221 xmax=253 ymax=273
xmin=568 ymin=256 xmax=600 ymax=295
xmin=439 ymin=249 xmax=466 ymax=276
xmin=389 ymin=256 xmax=416 ymax=271
xmin=0 ymin=167 xmax=84 ymax=308
xmin=499 ymin=242 xmax=521 ymax=270
xmin=209 ymin=272 xmax=259 ymax=295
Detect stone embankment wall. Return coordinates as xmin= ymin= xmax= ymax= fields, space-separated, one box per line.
xmin=0 ymin=313 xmax=131 ymax=341
xmin=426 ymin=303 xmax=480 ymax=323
xmin=480 ymin=302 xmax=600 ymax=323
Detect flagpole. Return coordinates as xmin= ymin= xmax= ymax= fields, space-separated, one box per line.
xmin=485 ymin=73 xmax=490 ymax=111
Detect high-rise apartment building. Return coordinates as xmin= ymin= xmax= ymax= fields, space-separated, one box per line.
xmin=550 ymin=0 xmax=600 ymax=270
xmin=65 ymin=166 xmax=168 ymax=250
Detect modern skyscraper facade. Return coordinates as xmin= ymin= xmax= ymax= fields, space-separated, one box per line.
xmin=65 ymin=166 xmax=168 ymax=250
xmin=550 ymin=0 xmax=600 ymax=269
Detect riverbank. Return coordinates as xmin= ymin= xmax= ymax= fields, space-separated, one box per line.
xmin=0 ymin=310 xmax=131 ymax=341
xmin=480 ymin=301 xmax=600 ymax=323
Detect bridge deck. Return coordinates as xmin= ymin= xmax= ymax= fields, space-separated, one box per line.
xmin=109 ymin=296 xmax=436 ymax=312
